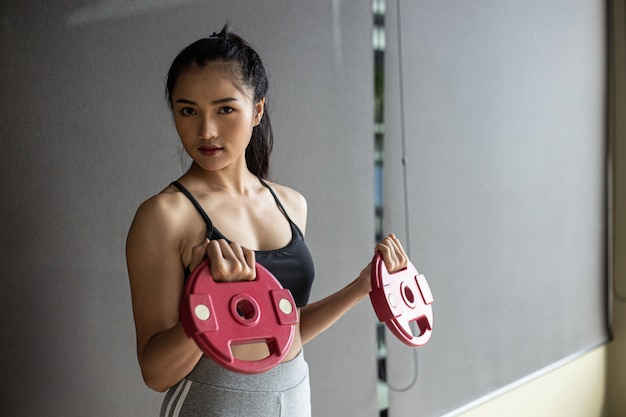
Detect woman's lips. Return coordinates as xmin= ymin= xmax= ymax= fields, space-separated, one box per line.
xmin=199 ymin=145 xmax=222 ymax=156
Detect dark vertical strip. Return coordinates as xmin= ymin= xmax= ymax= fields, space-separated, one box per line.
xmin=395 ymin=0 xmax=412 ymax=256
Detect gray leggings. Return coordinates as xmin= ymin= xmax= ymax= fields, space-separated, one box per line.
xmin=161 ymin=351 xmax=311 ymax=417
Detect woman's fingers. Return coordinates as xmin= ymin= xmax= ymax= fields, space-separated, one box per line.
xmin=206 ymin=239 xmax=256 ymax=282
xmin=188 ymin=238 xmax=210 ymax=273
xmin=242 ymin=247 xmax=256 ymax=276
xmin=224 ymin=241 xmax=256 ymax=281
xmin=388 ymin=234 xmax=408 ymax=270
xmin=376 ymin=233 xmax=408 ymax=273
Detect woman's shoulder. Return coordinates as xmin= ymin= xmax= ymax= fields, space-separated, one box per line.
xmin=130 ymin=185 xmax=197 ymax=239
xmin=264 ymin=181 xmax=306 ymax=209
xmin=136 ymin=185 xmax=188 ymax=217
xmin=263 ymin=180 xmax=308 ymax=230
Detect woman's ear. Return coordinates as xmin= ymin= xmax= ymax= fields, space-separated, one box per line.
xmin=253 ymin=98 xmax=265 ymax=126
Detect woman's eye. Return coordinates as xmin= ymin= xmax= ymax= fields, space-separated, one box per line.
xmin=219 ymin=106 xmax=234 ymax=114
xmin=180 ymin=107 xmax=196 ymax=116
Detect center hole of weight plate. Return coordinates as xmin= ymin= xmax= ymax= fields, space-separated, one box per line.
xmin=399 ymin=282 xmax=417 ymax=308
xmin=236 ymin=299 xmax=257 ymax=321
xmin=404 ymin=286 xmax=415 ymax=304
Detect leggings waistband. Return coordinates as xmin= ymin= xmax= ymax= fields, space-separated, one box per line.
xmin=186 ymin=350 xmax=308 ymax=392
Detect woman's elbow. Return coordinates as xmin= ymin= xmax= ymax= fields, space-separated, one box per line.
xmin=141 ymin=369 xmax=173 ymax=393
xmin=138 ymin=354 xmax=176 ymax=392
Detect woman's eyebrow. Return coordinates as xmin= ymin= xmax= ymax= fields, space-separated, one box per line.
xmin=211 ymin=97 xmax=238 ymax=105
xmin=175 ymin=98 xmax=196 ymax=105
xmin=174 ymin=97 xmax=238 ymax=105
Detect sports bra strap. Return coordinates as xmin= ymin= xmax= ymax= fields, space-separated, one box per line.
xmin=258 ymin=178 xmax=298 ymax=229
xmin=171 ymin=181 xmax=214 ymax=239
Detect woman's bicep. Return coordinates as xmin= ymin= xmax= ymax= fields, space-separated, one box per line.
xmin=126 ymin=200 xmax=185 ymax=352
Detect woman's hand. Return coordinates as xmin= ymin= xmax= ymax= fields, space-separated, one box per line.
xmin=356 ymin=234 xmax=408 ymax=294
xmin=188 ymin=239 xmax=256 ymax=282
xmin=375 ymin=233 xmax=408 ymax=273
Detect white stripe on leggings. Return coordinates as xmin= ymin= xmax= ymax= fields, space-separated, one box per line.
xmin=164 ymin=379 xmax=192 ymax=417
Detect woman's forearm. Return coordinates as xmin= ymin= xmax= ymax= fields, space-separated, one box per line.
xmin=138 ymin=322 xmax=203 ymax=392
xmin=298 ymin=273 xmax=370 ymax=344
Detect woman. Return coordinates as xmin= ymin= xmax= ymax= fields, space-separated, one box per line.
xmin=126 ymin=24 xmax=408 ymax=417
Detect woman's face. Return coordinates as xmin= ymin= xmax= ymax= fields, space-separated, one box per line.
xmin=171 ymin=63 xmax=263 ymax=174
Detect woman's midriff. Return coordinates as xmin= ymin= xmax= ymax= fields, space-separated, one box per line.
xmin=228 ymin=321 xmax=303 ymax=362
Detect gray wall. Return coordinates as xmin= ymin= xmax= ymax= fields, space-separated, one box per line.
xmin=383 ymin=1 xmax=608 ymax=416
xmin=0 ymin=1 xmax=376 ymax=416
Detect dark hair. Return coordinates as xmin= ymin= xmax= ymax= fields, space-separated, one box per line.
xmin=166 ymin=24 xmax=273 ymax=179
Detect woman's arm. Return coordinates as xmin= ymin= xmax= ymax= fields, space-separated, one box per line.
xmin=299 ymin=235 xmax=407 ymax=344
xmin=126 ymin=195 xmax=204 ymax=392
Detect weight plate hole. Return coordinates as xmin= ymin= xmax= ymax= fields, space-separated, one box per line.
xmin=236 ymin=299 xmax=257 ymax=321
xmin=403 ymin=286 xmax=415 ymax=304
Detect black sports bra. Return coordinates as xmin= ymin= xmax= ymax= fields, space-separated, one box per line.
xmin=172 ymin=179 xmax=315 ymax=307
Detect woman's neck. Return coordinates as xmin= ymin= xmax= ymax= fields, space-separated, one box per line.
xmin=184 ymin=162 xmax=259 ymax=195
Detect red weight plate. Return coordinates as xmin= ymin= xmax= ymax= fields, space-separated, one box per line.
xmin=369 ymin=253 xmax=433 ymax=347
xmin=180 ymin=259 xmax=298 ymax=374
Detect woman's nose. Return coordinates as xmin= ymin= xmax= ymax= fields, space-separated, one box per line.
xmin=198 ymin=116 xmax=217 ymax=139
